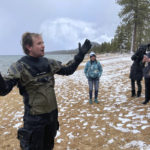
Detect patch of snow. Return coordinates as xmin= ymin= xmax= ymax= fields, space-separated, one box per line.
xmin=121 ymin=140 xmax=150 ymax=150
xmin=108 ymin=139 xmax=114 ymax=144
xmin=141 ymin=125 xmax=150 ymax=130
xmin=67 ymin=132 xmax=74 ymax=139
xmin=13 ymin=122 xmax=22 ymax=129
xmin=83 ymin=122 xmax=88 ymax=126
xmin=3 ymin=132 xmax=10 ymax=135
xmin=91 ymin=125 xmax=99 ymax=129
xmin=118 ymin=117 xmax=131 ymax=123
xmin=57 ymin=138 xmax=63 ymax=143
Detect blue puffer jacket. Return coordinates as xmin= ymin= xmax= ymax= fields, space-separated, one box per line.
xmin=84 ymin=60 xmax=103 ymax=79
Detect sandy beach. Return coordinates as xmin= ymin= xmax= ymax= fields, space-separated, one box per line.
xmin=0 ymin=53 xmax=150 ymax=150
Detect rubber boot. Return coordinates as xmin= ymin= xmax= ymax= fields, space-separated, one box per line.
xmin=137 ymin=80 xmax=142 ymax=97
xmin=89 ymin=99 xmax=92 ymax=104
xmin=94 ymin=99 xmax=99 ymax=104
xmin=137 ymin=91 xmax=141 ymax=97
xmin=142 ymin=100 xmax=149 ymax=105
xmin=131 ymin=90 xmax=136 ymax=97
xmin=89 ymin=90 xmax=92 ymax=104
xmin=94 ymin=91 xmax=99 ymax=103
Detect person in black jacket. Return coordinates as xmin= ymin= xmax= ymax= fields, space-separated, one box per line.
xmin=142 ymin=44 xmax=150 ymax=104
xmin=0 ymin=32 xmax=91 ymax=150
xmin=129 ymin=45 xmax=146 ymax=97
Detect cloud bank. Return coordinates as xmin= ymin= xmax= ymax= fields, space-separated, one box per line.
xmin=40 ymin=18 xmax=113 ymax=51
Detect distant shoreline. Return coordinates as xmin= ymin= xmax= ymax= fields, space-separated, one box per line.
xmin=45 ymin=49 xmax=78 ymax=55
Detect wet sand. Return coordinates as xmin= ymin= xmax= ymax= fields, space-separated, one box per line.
xmin=0 ymin=53 xmax=150 ymax=150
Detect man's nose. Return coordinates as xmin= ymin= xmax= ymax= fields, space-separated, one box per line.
xmin=42 ymin=43 xmax=45 ymax=49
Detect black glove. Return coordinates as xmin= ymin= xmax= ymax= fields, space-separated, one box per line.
xmin=131 ymin=54 xmax=137 ymax=61
xmin=78 ymin=39 xmax=92 ymax=55
xmin=0 ymin=73 xmax=6 ymax=90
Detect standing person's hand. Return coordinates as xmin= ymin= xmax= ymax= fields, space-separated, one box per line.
xmin=78 ymin=39 xmax=92 ymax=55
xmin=143 ymin=55 xmax=149 ymax=62
xmin=86 ymin=73 xmax=89 ymax=79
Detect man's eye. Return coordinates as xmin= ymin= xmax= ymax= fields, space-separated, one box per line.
xmin=38 ymin=42 xmax=44 ymax=45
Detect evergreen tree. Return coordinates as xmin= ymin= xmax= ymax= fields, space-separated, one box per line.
xmin=117 ymin=0 xmax=150 ymax=52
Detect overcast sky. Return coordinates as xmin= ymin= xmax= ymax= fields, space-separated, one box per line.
xmin=0 ymin=0 xmax=121 ymax=55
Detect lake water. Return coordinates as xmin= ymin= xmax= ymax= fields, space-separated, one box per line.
xmin=0 ymin=54 xmax=75 ymax=74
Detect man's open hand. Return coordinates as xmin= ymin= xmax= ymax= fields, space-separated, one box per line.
xmin=78 ymin=39 xmax=92 ymax=55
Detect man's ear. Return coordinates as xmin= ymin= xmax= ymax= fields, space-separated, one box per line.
xmin=26 ymin=45 xmax=32 ymax=52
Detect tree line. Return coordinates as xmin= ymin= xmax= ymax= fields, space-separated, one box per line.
xmin=91 ymin=0 xmax=150 ymax=54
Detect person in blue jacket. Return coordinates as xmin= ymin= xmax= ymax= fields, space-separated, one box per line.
xmin=84 ymin=52 xmax=103 ymax=104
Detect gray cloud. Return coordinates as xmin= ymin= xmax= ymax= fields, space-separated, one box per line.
xmin=0 ymin=0 xmax=121 ymax=55
xmin=40 ymin=17 xmax=113 ymax=51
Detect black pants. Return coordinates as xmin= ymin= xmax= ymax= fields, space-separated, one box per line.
xmin=145 ymin=78 xmax=150 ymax=102
xmin=18 ymin=109 xmax=59 ymax=150
xmin=131 ymin=79 xmax=142 ymax=94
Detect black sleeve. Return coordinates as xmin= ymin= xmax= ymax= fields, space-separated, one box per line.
xmin=131 ymin=54 xmax=137 ymax=61
xmin=56 ymin=52 xmax=84 ymax=75
xmin=0 ymin=74 xmax=18 ymax=96
xmin=0 ymin=62 xmax=21 ymax=96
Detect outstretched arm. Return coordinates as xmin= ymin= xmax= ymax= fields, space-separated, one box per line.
xmin=56 ymin=39 xmax=91 ymax=75
xmin=0 ymin=73 xmax=17 ymax=96
xmin=0 ymin=63 xmax=20 ymax=96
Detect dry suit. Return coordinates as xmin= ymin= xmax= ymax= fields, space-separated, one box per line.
xmin=0 ymin=52 xmax=85 ymax=150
